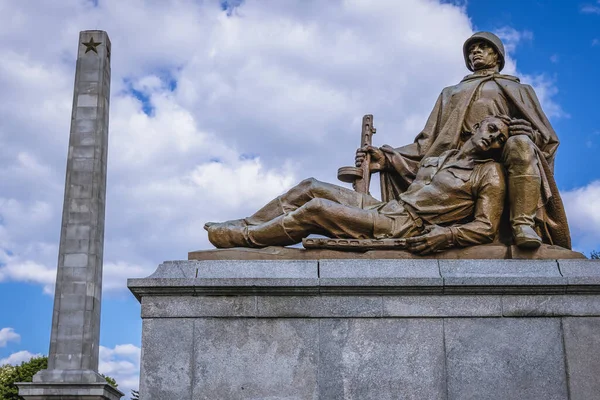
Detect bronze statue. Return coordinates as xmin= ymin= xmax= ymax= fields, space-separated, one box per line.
xmin=365 ymin=32 xmax=570 ymax=250
xmin=205 ymin=116 xmax=509 ymax=255
xmin=205 ymin=31 xmax=571 ymax=254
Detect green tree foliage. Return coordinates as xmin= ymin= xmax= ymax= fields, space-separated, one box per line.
xmin=0 ymin=356 xmax=117 ymax=400
xmin=591 ymin=250 xmax=599 ymax=260
xmin=0 ymin=356 xmax=47 ymax=400
xmin=102 ymin=374 xmax=118 ymax=388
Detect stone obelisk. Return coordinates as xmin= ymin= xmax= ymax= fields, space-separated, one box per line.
xmin=18 ymin=31 xmax=123 ymax=400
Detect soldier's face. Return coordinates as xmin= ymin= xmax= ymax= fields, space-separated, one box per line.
xmin=472 ymin=118 xmax=508 ymax=153
xmin=468 ymin=41 xmax=499 ymax=70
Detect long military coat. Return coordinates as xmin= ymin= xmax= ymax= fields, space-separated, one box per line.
xmin=380 ymin=71 xmax=571 ymax=249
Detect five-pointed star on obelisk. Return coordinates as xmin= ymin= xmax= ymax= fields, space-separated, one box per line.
xmin=82 ymin=37 xmax=102 ymax=54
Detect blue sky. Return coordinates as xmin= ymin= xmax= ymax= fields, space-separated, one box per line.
xmin=0 ymin=0 xmax=599 ymax=397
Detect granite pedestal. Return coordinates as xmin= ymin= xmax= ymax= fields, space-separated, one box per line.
xmin=129 ymin=256 xmax=600 ymax=400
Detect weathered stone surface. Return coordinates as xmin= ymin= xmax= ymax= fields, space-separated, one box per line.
xmin=444 ymin=318 xmax=568 ymax=400
xmin=559 ymin=259 xmax=600 ymax=292
xmin=131 ymin=259 xmax=600 ymax=399
xmin=149 ymin=259 xmax=318 ymax=279
xmin=189 ymin=243 xmax=584 ymax=260
xmin=319 ymin=319 xmax=445 ymax=400
xmin=140 ymin=318 xmax=194 ymax=400
xmin=502 ymin=294 xmax=600 ymax=316
xmin=193 ymin=319 xmax=319 ymax=399
xmin=383 ymin=295 xmax=502 ymax=317
xmin=257 ymin=296 xmax=382 ymax=317
xmin=440 ymin=259 xmax=565 ymax=292
xmin=319 ymin=259 xmax=441 ymax=290
xmin=562 ymin=317 xmax=600 ymax=400
xmin=17 ymin=382 xmax=122 ymax=400
xmin=141 ymin=295 xmax=256 ymax=318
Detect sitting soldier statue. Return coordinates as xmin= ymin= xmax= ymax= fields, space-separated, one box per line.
xmin=367 ymin=31 xmax=570 ymax=250
xmin=205 ymin=116 xmax=510 ymax=255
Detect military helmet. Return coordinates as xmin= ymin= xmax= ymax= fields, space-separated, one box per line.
xmin=463 ymin=31 xmax=505 ymax=72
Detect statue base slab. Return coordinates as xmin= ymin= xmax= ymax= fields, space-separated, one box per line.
xmin=189 ymin=243 xmax=585 ymax=261
xmin=129 ymin=258 xmax=600 ymax=399
xmin=17 ymin=382 xmax=123 ymax=400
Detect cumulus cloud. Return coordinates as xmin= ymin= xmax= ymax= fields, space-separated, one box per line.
xmin=495 ymin=26 xmax=534 ymax=53
xmin=581 ymin=1 xmax=600 ymax=14
xmin=99 ymin=344 xmax=141 ymax=396
xmin=0 ymin=328 xmax=20 ymax=348
xmin=0 ymin=0 xmax=576 ymax=297
xmin=562 ymin=181 xmax=600 ymax=254
xmin=0 ymin=350 xmax=41 ymax=366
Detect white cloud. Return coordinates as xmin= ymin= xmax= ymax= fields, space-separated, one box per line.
xmin=494 ymin=26 xmax=534 ymax=53
xmin=99 ymin=344 xmax=141 ymax=397
xmin=581 ymin=2 xmax=600 ymax=15
xmin=0 ymin=328 xmax=20 ymax=348
xmin=0 ymin=350 xmax=41 ymax=366
xmin=593 ymin=39 xmax=599 ymax=47
xmin=562 ymin=181 xmax=600 ymax=254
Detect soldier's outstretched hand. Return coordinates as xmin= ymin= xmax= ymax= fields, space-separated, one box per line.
xmin=405 ymin=225 xmax=453 ymax=255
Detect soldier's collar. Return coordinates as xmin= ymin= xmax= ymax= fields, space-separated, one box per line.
xmin=440 ymin=149 xmax=495 ymax=170
xmin=461 ymin=72 xmax=520 ymax=83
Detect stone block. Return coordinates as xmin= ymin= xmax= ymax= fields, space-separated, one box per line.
xmin=502 ymin=295 xmax=600 ymax=316
xmin=77 ymin=94 xmax=99 ymax=107
xmin=192 ymin=319 xmax=319 ymax=399
xmin=319 ymin=319 xmax=445 ymax=400
xmin=72 ymin=146 xmax=96 ymax=158
xmin=79 ymin=69 xmax=100 ymax=82
xmin=444 ymin=318 xmax=568 ymax=400
xmin=257 ymin=295 xmax=382 ymax=317
xmin=69 ymin=199 xmax=92 ymax=213
xmin=141 ymin=295 xmax=256 ymax=318
xmin=383 ymin=295 xmax=502 ymax=317
xmin=559 ymin=259 xmax=600 ymax=291
xmin=152 ymin=259 xmax=318 ymax=279
xmin=70 ymin=184 xmax=93 ymax=199
xmin=63 ymin=253 xmax=88 ymax=267
xmin=319 ymin=259 xmax=441 ymax=293
xmin=134 ymin=260 xmax=320 ymax=295
xmin=73 ymin=119 xmax=96 ymax=134
xmin=78 ymin=81 xmax=99 ymax=95
xmin=70 ymin=171 xmax=93 ymax=185
xmin=75 ymin=106 xmax=99 ymax=120
xmin=140 ymin=318 xmax=194 ymax=400
xmin=65 ymin=225 xmax=91 ymax=240
xmin=18 ymin=382 xmax=123 ymax=400
xmin=72 ymin=158 xmax=95 ymax=172
xmin=562 ymin=317 xmax=600 ymax=400
xmin=440 ymin=259 xmax=565 ymax=292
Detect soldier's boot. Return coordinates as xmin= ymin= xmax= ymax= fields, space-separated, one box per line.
xmin=247 ymin=214 xmax=304 ymax=247
xmin=510 ymin=175 xmax=543 ymax=249
xmin=204 ymin=196 xmax=286 ymax=233
xmin=206 ymin=221 xmax=252 ymax=248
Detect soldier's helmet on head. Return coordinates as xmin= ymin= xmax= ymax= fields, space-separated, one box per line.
xmin=463 ymin=31 xmax=506 ymax=72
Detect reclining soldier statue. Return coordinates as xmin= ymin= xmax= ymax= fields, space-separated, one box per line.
xmin=205 ymin=116 xmax=510 ymax=255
